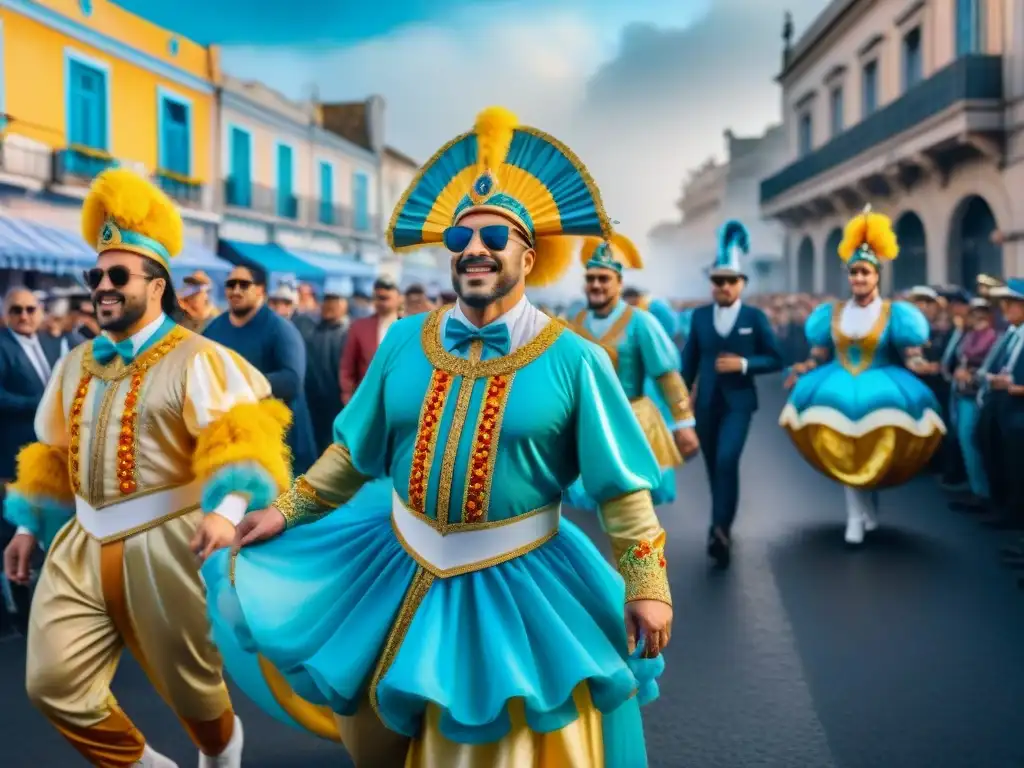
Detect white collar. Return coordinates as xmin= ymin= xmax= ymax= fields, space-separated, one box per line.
xmin=450 ymin=295 xmax=529 ymax=332
xmin=10 ymin=329 xmax=39 ymax=343
xmin=715 ymin=300 xmax=742 ymax=314
xmin=103 ymin=313 xmax=166 ymax=355
xmin=846 ymin=296 xmax=882 ymax=311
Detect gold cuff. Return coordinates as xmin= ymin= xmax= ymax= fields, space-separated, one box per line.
xmin=617 ymin=531 xmax=672 ymax=605
xmin=275 ymin=476 xmax=336 ymax=529
xmin=655 ymin=371 xmax=693 ymax=422
xmin=304 ymin=443 xmax=371 ymax=507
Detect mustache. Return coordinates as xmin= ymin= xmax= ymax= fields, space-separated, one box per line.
xmin=93 ymin=290 xmax=125 ymax=303
xmin=455 ymin=255 xmax=501 ymax=274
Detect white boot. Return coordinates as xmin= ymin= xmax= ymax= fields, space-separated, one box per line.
xmin=135 ymin=745 xmax=179 ymax=768
xmin=198 ymin=716 xmax=243 ymax=768
xmin=843 ymin=486 xmax=866 ymax=545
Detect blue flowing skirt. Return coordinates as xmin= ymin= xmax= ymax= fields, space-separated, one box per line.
xmin=203 ymin=479 xmax=663 ymax=755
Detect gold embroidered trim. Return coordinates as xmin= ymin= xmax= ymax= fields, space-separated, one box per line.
xmin=618 ymin=532 xmax=672 ymax=606
xmin=420 ymin=307 xmax=564 ymax=379
xmin=81 ymin=325 xmax=190 ymax=381
xmin=408 ymin=370 xmax=454 ymax=515
xmin=569 ymin=306 xmax=634 ymax=370
xmin=434 ymin=341 xmax=482 ymax=527
xmin=655 ymin=371 xmax=693 ymax=422
xmin=369 ymin=566 xmax=436 ymax=720
xmin=832 ymin=299 xmax=891 ymax=376
xmin=461 ymin=372 xmax=514 ymax=523
xmin=275 ymin=476 xmax=335 ymax=529
xmin=391 ymin=513 xmax=558 ymax=578
xmin=67 ymin=373 xmax=92 ymax=495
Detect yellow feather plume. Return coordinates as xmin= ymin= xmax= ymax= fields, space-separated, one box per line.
xmin=475 ymin=106 xmax=518 ymax=172
xmin=81 ymin=167 xmax=184 ymax=258
xmin=528 ymin=236 xmax=577 ymax=287
xmin=837 ymin=208 xmax=899 ymax=263
xmin=579 ymin=233 xmax=643 ymax=269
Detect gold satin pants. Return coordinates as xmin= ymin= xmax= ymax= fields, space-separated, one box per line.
xmin=26 ymin=513 xmax=235 ymax=767
xmin=334 ymin=684 xmax=604 ymax=768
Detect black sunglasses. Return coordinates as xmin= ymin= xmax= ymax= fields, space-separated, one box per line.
xmin=712 ymin=276 xmax=740 ymax=287
xmin=848 ymin=266 xmax=874 ymax=277
xmin=443 ymin=224 xmax=524 ymax=254
xmin=225 ymin=279 xmax=254 ymax=291
xmin=84 ymin=266 xmax=152 ymax=290
xmin=585 ymin=274 xmax=613 ymax=285
xmin=8 ymin=305 xmax=38 ymax=316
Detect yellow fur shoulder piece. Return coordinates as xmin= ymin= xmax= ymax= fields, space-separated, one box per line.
xmin=9 ymin=442 xmax=73 ymax=503
xmin=838 ymin=209 xmax=899 ymax=262
xmin=192 ymin=399 xmax=294 ymax=495
xmin=528 ymin=235 xmax=577 ymax=287
xmin=82 ymin=168 xmax=184 ymax=258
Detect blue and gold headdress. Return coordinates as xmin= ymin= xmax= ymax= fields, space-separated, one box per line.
xmin=388 ymin=106 xmax=612 ymax=286
xmin=710 ymin=220 xmax=750 ymax=278
xmin=838 ymin=204 xmax=899 ymax=270
xmin=81 ymin=168 xmax=183 ymax=273
xmin=580 ymin=232 xmax=642 ymax=274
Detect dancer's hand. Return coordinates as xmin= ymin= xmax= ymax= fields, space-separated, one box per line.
xmin=191 ymin=514 xmax=237 ymax=562
xmin=990 ymin=373 xmax=1011 ymax=390
xmin=715 ymin=353 xmax=744 ymax=373
xmin=673 ymin=427 xmax=699 ymax=459
xmin=234 ymin=507 xmax=287 ymax=548
xmin=3 ymin=532 xmax=36 ymax=585
xmin=625 ymin=600 xmax=673 ymax=658
xmin=783 ymin=371 xmax=798 ymax=390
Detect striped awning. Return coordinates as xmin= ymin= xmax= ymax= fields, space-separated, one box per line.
xmin=169 ymin=243 xmax=235 ymax=279
xmin=0 ymin=216 xmax=95 ymax=274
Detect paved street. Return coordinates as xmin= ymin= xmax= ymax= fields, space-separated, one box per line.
xmin=2 ymin=377 xmax=1024 ymax=767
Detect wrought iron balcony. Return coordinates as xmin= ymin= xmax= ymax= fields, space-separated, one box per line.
xmin=312 ymin=201 xmax=355 ymax=229
xmin=0 ymin=141 xmax=52 ymax=183
xmin=155 ymin=170 xmax=204 ymax=208
xmin=761 ymin=54 xmax=1004 ymax=204
xmin=53 ymin=145 xmax=117 ymax=186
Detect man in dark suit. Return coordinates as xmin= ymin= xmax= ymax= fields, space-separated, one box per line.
xmin=339 ymin=277 xmax=401 ymax=404
xmin=0 ymin=287 xmax=83 ymax=636
xmin=682 ymin=221 xmax=784 ymax=567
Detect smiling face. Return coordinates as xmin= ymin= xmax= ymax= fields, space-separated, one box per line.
xmin=87 ymin=251 xmax=163 ymax=333
xmin=847 ymin=261 xmax=879 ymax=299
xmin=585 ymin=267 xmax=621 ymax=311
xmin=447 ymin=211 xmax=534 ymax=309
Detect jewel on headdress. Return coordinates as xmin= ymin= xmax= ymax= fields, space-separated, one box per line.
xmin=98 ymin=218 xmax=122 ymax=249
xmin=470 ymin=171 xmax=497 ymax=204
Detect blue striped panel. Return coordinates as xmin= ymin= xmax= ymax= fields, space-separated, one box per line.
xmin=504 ymin=132 xmax=600 ymax=235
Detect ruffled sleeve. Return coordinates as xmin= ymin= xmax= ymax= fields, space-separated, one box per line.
xmin=805 ymin=303 xmax=835 ymax=348
xmin=4 ymin=356 xmax=74 ymax=547
xmin=888 ymin=300 xmax=930 ymax=348
xmin=183 ymin=342 xmax=292 ymax=521
xmin=574 ymin=343 xmax=671 ymax=605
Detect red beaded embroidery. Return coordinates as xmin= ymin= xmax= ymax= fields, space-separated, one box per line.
xmin=67 ymin=374 xmax=92 ymax=494
xmin=408 ymin=370 xmax=452 ymax=514
xmin=463 ymin=374 xmax=508 ymax=523
xmin=115 ymin=372 xmax=145 ymax=495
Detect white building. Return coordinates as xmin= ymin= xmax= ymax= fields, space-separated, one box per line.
xmin=760 ymin=0 xmax=1024 ymax=295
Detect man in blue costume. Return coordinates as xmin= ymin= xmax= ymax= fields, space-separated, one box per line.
xmin=566 ymin=234 xmax=699 ymax=510
xmin=682 ymin=220 xmax=784 ymax=566
xmin=202 ymin=106 xmax=673 ymax=767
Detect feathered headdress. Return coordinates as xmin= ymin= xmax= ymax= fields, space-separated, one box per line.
xmin=710 ymin=219 xmax=749 ymax=278
xmin=580 ymin=232 xmax=642 ymax=274
xmin=81 ymin=168 xmax=183 ymax=273
xmin=387 ymin=106 xmax=612 ymax=286
xmin=837 ymin=204 xmax=899 ymax=269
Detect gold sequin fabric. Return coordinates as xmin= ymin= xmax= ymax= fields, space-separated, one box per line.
xmin=617 ymin=536 xmax=671 ymax=606
xmin=276 ymin=476 xmax=335 ymax=528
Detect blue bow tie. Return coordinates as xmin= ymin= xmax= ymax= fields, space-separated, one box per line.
xmin=444 ymin=319 xmax=511 ymax=357
xmin=93 ymin=336 xmax=135 ymax=365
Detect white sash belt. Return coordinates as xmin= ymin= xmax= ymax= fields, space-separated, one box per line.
xmin=390 ymin=490 xmax=560 ymax=577
xmin=76 ymin=480 xmax=203 ymax=542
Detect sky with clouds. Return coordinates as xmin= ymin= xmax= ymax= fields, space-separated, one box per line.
xmin=121 ymin=0 xmax=830 ymax=291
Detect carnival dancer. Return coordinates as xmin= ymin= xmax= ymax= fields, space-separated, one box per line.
xmin=682 ymin=220 xmax=784 ymax=566
xmin=565 ymin=234 xmax=699 ymax=509
xmin=1 ymin=169 xmax=292 ymax=768
xmin=202 ymin=106 xmax=672 ymax=767
xmin=780 ymin=207 xmax=946 ymax=545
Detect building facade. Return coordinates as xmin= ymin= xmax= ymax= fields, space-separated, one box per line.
xmin=217 ymin=77 xmax=381 ymax=294
xmin=0 ymin=0 xmax=225 ymax=287
xmin=761 ymin=0 xmax=1024 ymax=295
xmin=649 ymin=126 xmax=788 ymax=298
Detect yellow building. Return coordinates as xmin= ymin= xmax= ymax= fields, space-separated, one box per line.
xmin=0 ymin=0 xmax=218 ymax=213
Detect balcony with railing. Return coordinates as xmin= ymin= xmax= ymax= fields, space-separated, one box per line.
xmin=0 ymin=140 xmax=53 ymax=184
xmin=53 ymin=145 xmax=118 ymax=186
xmin=312 ymin=201 xmax=354 ymax=229
xmin=760 ymin=54 xmax=1004 ymax=213
xmin=154 ymin=170 xmax=204 ymax=208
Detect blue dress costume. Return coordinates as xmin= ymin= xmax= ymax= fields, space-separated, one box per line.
xmin=779 ymin=210 xmax=945 ymax=527
xmin=204 ymin=106 xmax=672 ymax=767
xmin=565 ymin=236 xmax=694 ymax=509
xmin=641 ymin=296 xmax=683 ymax=424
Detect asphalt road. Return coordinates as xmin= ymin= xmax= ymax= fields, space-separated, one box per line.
xmin=2 ymin=378 xmax=1024 ymax=767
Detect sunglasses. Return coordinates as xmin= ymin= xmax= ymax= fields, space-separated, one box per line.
xmin=84 ymin=266 xmax=152 ymax=290
xmin=225 ymin=279 xmax=254 ymax=291
xmin=443 ymin=224 xmax=525 ymax=254
xmin=712 ymin=276 xmax=739 ymax=287
xmin=8 ymin=305 xmax=38 ymax=316
xmin=849 ymin=267 xmax=873 ymax=277
xmin=585 ymin=274 xmax=613 ymax=285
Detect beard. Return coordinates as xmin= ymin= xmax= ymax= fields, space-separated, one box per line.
xmin=452 ymin=255 xmax=520 ymax=309
xmin=94 ymin=290 xmax=147 ymax=333
xmin=587 ymin=294 xmax=615 ymax=312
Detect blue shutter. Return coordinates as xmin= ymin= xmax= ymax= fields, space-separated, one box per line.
xmin=68 ymin=60 xmax=107 ymax=150
xmin=229 ymin=127 xmax=251 ymax=207
xmin=956 ymin=0 xmax=978 ymax=55
xmin=862 ymin=61 xmax=878 ymax=116
xmin=319 ymin=161 xmax=333 ymax=225
xmin=353 ymin=172 xmax=369 ymax=231
xmin=161 ymin=99 xmax=189 ymax=176
xmin=830 ymin=87 xmax=844 ymax=135
xmin=276 ymin=144 xmax=295 ymax=218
